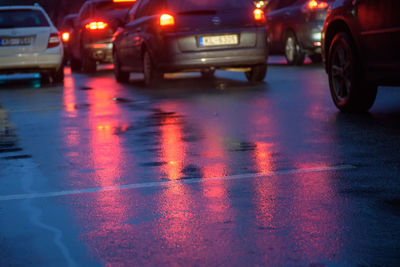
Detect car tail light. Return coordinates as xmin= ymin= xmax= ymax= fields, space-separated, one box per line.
xmin=85 ymin=21 xmax=108 ymax=31
xmin=61 ymin=32 xmax=70 ymax=42
xmin=306 ymin=0 xmax=328 ymax=10
xmin=160 ymin=14 xmax=175 ymax=27
xmin=253 ymin=8 xmax=265 ymax=23
xmin=47 ymin=33 xmax=61 ymax=48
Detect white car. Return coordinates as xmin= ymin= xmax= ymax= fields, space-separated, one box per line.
xmin=0 ymin=5 xmax=64 ymax=83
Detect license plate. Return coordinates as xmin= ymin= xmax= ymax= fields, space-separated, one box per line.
xmin=0 ymin=37 xmax=32 ymax=46
xmin=199 ymin=34 xmax=238 ymax=47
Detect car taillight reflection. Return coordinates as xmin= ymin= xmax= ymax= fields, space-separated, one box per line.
xmin=306 ymin=0 xmax=328 ymax=9
xmin=47 ymin=33 xmax=61 ymax=48
xmin=62 ymin=32 xmax=70 ymax=42
xmin=160 ymin=14 xmax=175 ymax=27
xmin=85 ymin=21 xmax=108 ymax=31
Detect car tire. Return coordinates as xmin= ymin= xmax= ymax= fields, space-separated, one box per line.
xmin=245 ymin=64 xmax=267 ymax=83
xmin=70 ymin=57 xmax=81 ymax=72
xmin=309 ymin=54 xmax=322 ymax=64
xmin=50 ymin=67 xmax=64 ymax=84
xmin=328 ymin=32 xmax=377 ymax=112
xmin=284 ymin=32 xmax=305 ymax=66
xmin=82 ymin=53 xmax=97 ymax=73
xmin=40 ymin=72 xmax=51 ymax=85
xmin=113 ymin=50 xmax=130 ymax=83
xmin=143 ymin=50 xmax=163 ymax=87
xmin=201 ymin=69 xmax=215 ymax=79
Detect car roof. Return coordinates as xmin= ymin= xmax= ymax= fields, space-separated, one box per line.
xmin=0 ymin=5 xmax=45 ymax=11
xmin=86 ymin=0 xmax=117 ymax=4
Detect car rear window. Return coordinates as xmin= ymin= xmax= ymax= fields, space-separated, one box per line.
xmin=0 ymin=9 xmax=49 ymax=28
xmin=94 ymin=2 xmax=133 ymax=20
xmin=166 ymin=0 xmax=253 ymax=12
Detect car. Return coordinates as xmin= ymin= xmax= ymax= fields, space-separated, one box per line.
xmin=0 ymin=5 xmax=64 ymax=84
xmin=59 ymin=14 xmax=78 ymax=65
xmin=322 ymin=0 xmax=400 ymax=112
xmin=112 ymin=0 xmax=269 ymax=86
xmin=265 ymin=0 xmax=333 ymax=65
xmin=69 ymin=0 xmax=136 ymax=73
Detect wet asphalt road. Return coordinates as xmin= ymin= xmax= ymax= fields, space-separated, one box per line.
xmin=0 ymin=57 xmax=400 ymax=266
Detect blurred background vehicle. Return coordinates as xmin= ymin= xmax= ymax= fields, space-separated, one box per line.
xmin=69 ymin=0 xmax=136 ymax=73
xmin=0 ymin=5 xmax=64 ymax=84
xmin=265 ymin=0 xmax=333 ymax=65
xmin=322 ymin=0 xmax=400 ymax=112
xmin=113 ymin=0 xmax=268 ymax=86
xmin=59 ymin=13 xmax=78 ymax=65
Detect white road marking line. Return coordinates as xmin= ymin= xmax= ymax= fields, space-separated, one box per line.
xmin=0 ymin=164 xmax=355 ymax=201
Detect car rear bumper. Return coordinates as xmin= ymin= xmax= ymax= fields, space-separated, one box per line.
xmin=158 ymin=48 xmax=268 ymax=71
xmin=84 ymin=42 xmax=113 ymax=63
xmin=156 ymin=28 xmax=268 ymax=71
xmin=0 ymin=47 xmax=63 ymax=73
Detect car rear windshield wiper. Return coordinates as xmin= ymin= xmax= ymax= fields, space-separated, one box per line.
xmin=177 ymin=9 xmax=217 ymax=15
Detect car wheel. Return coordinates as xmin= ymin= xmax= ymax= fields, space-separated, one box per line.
xmin=309 ymin=54 xmax=322 ymax=64
xmin=201 ymin=69 xmax=215 ymax=79
xmin=40 ymin=72 xmax=51 ymax=85
xmin=50 ymin=66 xmax=64 ymax=84
xmin=70 ymin=57 xmax=81 ymax=72
xmin=113 ymin=50 xmax=130 ymax=83
xmin=245 ymin=64 xmax=267 ymax=83
xmin=82 ymin=53 xmax=97 ymax=73
xmin=328 ymin=32 xmax=377 ymax=112
xmin=284 ymin=32 xmax=305 ymax=66
xmin=143 ymin=50 xmax=163 ymax=87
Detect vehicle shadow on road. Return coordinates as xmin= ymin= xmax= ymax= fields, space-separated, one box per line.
xmin=129 ymin=74 xmax=268 ymax=98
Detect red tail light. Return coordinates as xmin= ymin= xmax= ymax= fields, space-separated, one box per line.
xmin=160 ymin=14 xmax=175 ymax=27
xmin=61 ymin=32 xmax=70 ymax=42
xmin=253 ymin=8 xmax=265 ymax=23
xmin=47 ymin=33 xmax=60 ymax=48
xmin=306 ymin=0 xmax=328 ymax=9
xmin=85 ymin=21 xmax=108 ymax=31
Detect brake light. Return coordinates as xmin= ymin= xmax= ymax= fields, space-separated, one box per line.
xmin=160 ymin=14 xmax=175 ymax=27
xmin=307 ymin=0 xmax=328 ymax=9
xmin=253 ymin=8 xmax=265 ymax=22
xmin=61 ymin=32 xmax=70 ymax=42
xmin=47 ymin=33 xmax=60 ymax=48
xmin=85 ymin=21 xmax=108 ymax=31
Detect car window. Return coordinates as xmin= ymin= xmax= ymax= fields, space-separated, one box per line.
xmin=166 ymin=0 xmax=252 ymax=12
xmin=0 ymin=9 xmax=50 ymax=28
xmin=79 ymin=3 xmax=91 ymax=21
xmin=127 ymin=1 xmax=141 ymax=22
xmin=266 ymin=0 xmax=297 ymax=11
xmin=135 ymin=0 xmax=150 ymax=18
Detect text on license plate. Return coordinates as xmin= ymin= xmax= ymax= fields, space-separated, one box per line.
xmin=0 ymin=37 xmax=32 ymax=46
xmin=199 ymin=35 xmax=238 ymax=47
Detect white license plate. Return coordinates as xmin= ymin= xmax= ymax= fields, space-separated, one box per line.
xmin=199 ymin=35 xmax=238 ymax=47
xmin=0 ymin=37 xmax=31 ymax=46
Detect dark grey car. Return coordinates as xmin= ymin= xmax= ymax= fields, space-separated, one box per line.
xmin=112 ymin=0 xmax=268 ymax=86
xmin=266 ymin=0 xmax=333 ymax=65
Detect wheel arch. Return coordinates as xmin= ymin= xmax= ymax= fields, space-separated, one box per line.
xmin=324 ymin=19 xmax=359 ymax=72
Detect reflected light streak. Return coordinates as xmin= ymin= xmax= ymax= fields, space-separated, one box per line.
xmin=160 ymin=116 xmax=186 ymax=181
xmin=63 ymin=67 xmax=77 ymax=115
xmin=77 ymin=79 xmax=134 ymax=265
xmin=156 ymin=108 xmax=194 ymax=247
